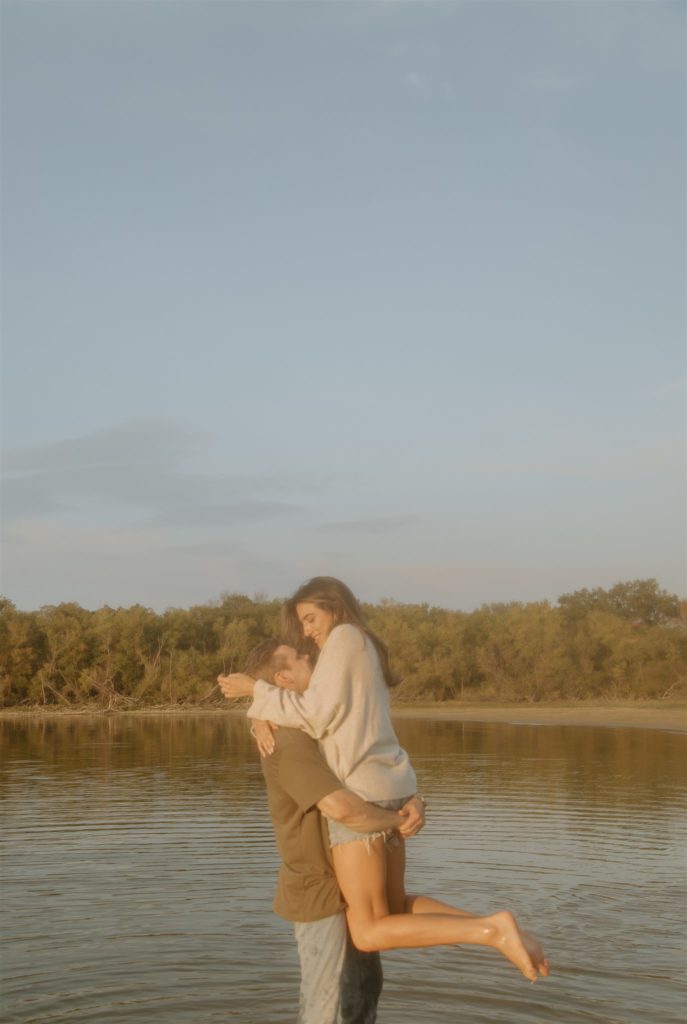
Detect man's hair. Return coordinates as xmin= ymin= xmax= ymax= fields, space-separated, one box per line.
xmin=244 ymin=638 xmax=290 ymax=683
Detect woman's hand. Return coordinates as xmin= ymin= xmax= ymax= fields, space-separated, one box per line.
xmin=217 ymin=672 xmax=256 ymax=699
xmin=251 ymin=719 xmax=278 ymax=757
xmin=397 ymin=794 xmax=426 ymax=838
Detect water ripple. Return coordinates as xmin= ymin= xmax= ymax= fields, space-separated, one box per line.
xmin=2 ymin=716 xmax=686 ymax=1024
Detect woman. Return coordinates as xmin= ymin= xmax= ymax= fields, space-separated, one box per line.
xmin=220 ymin=577 xmax=548 ymax=982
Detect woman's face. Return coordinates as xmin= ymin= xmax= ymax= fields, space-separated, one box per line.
xmin=296 ymin=602 xmax=337 ymax=649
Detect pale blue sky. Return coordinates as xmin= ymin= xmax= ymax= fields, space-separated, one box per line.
xmin=2 ymin=0 xmax=685 ymax=612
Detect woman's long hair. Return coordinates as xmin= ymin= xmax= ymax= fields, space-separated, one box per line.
xmin=282 ymin=576 xmax=398 ymax=688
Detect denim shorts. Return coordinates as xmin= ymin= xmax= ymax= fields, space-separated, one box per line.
xmin=327 ymin=796 xmax=411 ymax=851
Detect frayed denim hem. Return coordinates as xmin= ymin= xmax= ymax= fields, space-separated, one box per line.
xmin=326 ymin=796 xmax=411 ymax=853
xmin=328 ymin=827 xmax=397 ymax=854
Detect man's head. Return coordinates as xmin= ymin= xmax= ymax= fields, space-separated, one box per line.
xmin=244 ymin=638 xmax=313 ymax=694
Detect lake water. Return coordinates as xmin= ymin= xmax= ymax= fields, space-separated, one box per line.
xmin=1 ymin=714 xmax=685 ymax=1024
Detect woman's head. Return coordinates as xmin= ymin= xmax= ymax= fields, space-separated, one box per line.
xmin=282 ymin=576 xmax=397 ymax=687
xmin=282 ymin=577 xmax=365 ymax=649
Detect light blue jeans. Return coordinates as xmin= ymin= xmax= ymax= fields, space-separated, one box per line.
xmin=293 ymin=911 xmax=382 ymax=1024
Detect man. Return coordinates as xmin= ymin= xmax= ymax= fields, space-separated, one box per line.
xmin=219 ymin=639 xmax=425 ymax=1024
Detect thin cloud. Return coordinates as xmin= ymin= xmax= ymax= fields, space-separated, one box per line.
xmin=2 ymin=520 xmax=297 ymax=611
xmin=526 ymin=70 xmax=585 ymax=94
xmin=4 ymin=418 xmax=206 ymax=473
xmin=650 ymin=377 xmax=686 ymax=398
xmin=403 ymin=68 xmax=454 ymax=99
xmin=3 ymin=419 xmax=318 ymax=525
xmin=404 ymin=70 xmax=431 ymax=95
xmin=148 ymin=500 xmax=301 ymax=529
xmin=448 ymin=437 xmax=684 ymax=481
xmin=159 ymin=540 xmax=244 ymax=557
xmin=312 ymin=515 xmax=422 ymax=536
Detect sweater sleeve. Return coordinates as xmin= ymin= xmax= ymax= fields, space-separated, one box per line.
xmin=247 ymin=624 xmax=364 ymax=739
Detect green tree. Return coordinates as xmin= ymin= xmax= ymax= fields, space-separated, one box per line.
xmin=558 ymin=579 xmax=679 ymax=626
xmin=0 ymin=599 xmax=49 ymax=706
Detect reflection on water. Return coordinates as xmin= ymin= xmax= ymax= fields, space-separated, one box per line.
xmin=1 ymin=714 xmax=685 ymax=1024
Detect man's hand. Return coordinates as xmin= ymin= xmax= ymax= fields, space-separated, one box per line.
xmin=252 ymin=719 xmax=278 ymax=757
xmin=397 ymin=795 xmax=426 ymax=838
xmin=217 ymin=672 xmax=256 ymax=699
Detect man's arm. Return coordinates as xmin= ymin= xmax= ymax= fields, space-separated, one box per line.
xmin=317 ymin=791 xmax=425 ymax=838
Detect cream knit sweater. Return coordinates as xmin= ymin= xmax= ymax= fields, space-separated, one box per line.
xmin=247 ymin=624 xmax=417 ymax=803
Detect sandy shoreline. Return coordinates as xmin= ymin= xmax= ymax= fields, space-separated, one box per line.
xmin=1 ymin=701 xmax=685 ymax=732
xmin=391 ymin=702 xmax=687 ymax=732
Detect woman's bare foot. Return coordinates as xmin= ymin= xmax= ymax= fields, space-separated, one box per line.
xmin=521 ymin=929 xmax=550 ymax=977
xmin=484 ymin=911 xmax=539 ymax=982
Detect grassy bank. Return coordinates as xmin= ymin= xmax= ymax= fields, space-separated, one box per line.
xmin=391 ymin=700 xmax=687 ymax=732
xmin=2 ymin=699 xmax=685 ymax=732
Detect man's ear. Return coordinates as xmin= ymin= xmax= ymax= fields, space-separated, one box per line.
xmin=273 ymin=670 xmax=289 ymax=689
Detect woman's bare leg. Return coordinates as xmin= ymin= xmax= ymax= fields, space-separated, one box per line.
xmin=332 ymin=837 xmax=542 ymax=982
xmin=403 ymin=892 xmax=549 ymax=977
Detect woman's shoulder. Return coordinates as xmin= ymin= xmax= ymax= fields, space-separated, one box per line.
xmin=325 ymin=623 xmax=366 ymax=653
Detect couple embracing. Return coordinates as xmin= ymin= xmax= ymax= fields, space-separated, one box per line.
xmin=219 ymin=576 xmax=548 ymax=1023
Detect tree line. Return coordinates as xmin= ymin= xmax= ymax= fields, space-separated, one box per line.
xmin=0 ymin=579 xmax=685 ymax=709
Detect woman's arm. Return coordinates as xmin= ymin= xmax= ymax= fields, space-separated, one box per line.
xmin=218 ymin=668 xmax=344 ymax=740
xmin=247 ymin=625 xmax=365 ymax=738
